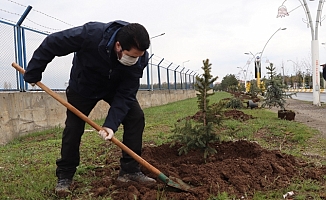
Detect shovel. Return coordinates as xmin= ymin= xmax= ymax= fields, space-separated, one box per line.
xmin=12 ymin=62 xmax=193 ymax=192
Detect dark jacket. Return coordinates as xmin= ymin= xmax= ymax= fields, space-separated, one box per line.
xmin=24 ymin=20 xmax=149 ymax=132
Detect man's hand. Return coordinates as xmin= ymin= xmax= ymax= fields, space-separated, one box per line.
xmin=98 ymin=127 xmax=114 ymax=140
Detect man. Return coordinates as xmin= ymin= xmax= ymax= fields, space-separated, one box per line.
xmin=23 ymin=20 xmax=156 ymax=195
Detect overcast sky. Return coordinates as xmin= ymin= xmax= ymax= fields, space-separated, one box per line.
xmin=1 ymin=0 xmax=326 ymax=82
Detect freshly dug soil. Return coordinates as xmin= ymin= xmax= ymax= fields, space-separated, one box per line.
xmin=224 ymin=109 xmax=254 ymax=121
xmin=72 ymin=99 xmax=326 ymax=199
xmin=86 ymin=140 xmax=326 ymax=200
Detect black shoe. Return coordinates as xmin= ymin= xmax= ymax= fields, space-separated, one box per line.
xmin=55 ymin=178 xmax=72 ymax=197
xmin=117 ymin=172 xmax=156 ymax=184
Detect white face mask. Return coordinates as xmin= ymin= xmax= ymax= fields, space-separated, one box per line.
xmin=118 ymin=53 xmax=139 ymax=66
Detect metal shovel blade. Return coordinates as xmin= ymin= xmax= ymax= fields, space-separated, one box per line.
xmin=158 ymin=173 xmax=194 ymax=192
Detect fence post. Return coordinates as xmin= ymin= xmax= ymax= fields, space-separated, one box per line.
xmin=180 ymin=67 xmax=185 ymax=89
xmin=174 ymin=65 xmax=180 ymax=89
xmin=15 ymin=5 xmax=32 ymax=92
xmin=21 ymin=29 xmax=28 ymax=90
xmin=166 ymin=62 xmax=173 ymax=90
xmin=157 ymin=58 xmax=164 ymax=90
xmin=185 ymin=69 xmax=190 ymax=89
xmin=147 ymin=54 xmax=154 ymax=90
xmin=189 ymin=71 xmax=194 ymax=89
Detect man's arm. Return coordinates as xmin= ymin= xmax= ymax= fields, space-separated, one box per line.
xmin=24 ymin=25 xmax=88 ymax=83
xmin=103 ymin=76 xmax=140 ymax=132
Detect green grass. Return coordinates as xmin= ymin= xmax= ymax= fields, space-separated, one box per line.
xmin=0 ymin=91 xmax=325 ymax=199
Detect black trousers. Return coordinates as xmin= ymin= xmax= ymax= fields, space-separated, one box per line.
xmin=56 ymin=87 xmax=145 ymax=179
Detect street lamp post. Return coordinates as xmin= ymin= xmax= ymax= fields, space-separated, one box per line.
xmin=245 ymin=28 xmax=286 ymax=89
xmin=242 ymin=58 xmax=255 ymax=92
xmin=278 ymin=0 xmax=324 ymax=106
xmin=150 ymin=33 xmax=165 ymax=91
xmin=281 ymin=62 xmax=285 ymax=85
xmin=182 ymin=60 xmax=190 ymax=69
xmin=287 ymin=59 xmax=301 ymax=89
xmin=244 ymin=51 xmax=262 ymax=88
xmin=237 ymin=65 xmax=247 ymax=91
xmin=258 ymin=27 xmax=287 ymax=87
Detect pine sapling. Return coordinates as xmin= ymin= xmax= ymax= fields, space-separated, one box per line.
xmin=262 ymin=63 xmax=294 ymax=110
xmin=171 ymin=59 xmax=223 ymax=159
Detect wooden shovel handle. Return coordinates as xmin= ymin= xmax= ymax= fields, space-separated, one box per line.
xmin=12 ymin=62 xmax=161 ymax=176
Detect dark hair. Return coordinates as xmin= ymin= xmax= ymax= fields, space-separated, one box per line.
xmin=115 ymin=23 xmax=150 ymax=51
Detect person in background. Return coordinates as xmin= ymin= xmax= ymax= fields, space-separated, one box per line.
xmin=23 ymin=20 xmax=156 ymax=195
xmin=321 ymin=64 xmax=326 ymax=80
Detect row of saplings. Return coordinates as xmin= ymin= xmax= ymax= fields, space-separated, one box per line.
xmin=226 ymin=63 xmax=296 ymax=121
xmin=171 ymin=61 xmax=295 ymax=160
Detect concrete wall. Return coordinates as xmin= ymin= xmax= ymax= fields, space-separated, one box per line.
xmin=0 ymin=90 xmax=196 ymax=145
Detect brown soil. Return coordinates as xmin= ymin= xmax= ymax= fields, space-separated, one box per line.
xmin=69 ymin=99 xmax=326 ymax=200
xmin=179 ymin=108 xmax=254 ymax=122
xmin=224 ymin=109 xmax=254 ymax=121
xmin=85 ymin=140 xmax=326 ymax=200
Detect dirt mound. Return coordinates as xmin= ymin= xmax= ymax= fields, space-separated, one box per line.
xmin=224 ymin=109 xmax=254 ymax=121
xmin=86 ymin=140 xmax=326 ymax=199
xmin=176 ymin=110 xmax=203 ymax=122
xmin=177 ymin=109 xmax=253 ymax=122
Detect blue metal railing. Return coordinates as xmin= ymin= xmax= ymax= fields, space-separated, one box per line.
xmin=0 ymin=6 xmax=197 ymax=92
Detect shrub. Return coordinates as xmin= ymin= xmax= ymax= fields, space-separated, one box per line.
xmin=225 ymin=97 xmax=243 ymax=109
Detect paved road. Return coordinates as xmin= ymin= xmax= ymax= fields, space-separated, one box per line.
xmin=290 ymin=92 xmax=326 ymax=103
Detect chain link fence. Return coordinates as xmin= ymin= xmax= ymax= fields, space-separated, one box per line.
xmin=0 ymin=19 xmax=196 ymax=91
xmin=0 ymin=21 xmax=16 ymax=90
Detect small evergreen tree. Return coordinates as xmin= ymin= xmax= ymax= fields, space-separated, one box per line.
xmin=196 ymin=59 xmax=219 ymax=125
xmin=262 ymin=63 xmax=294 ymax=110
xmin=170 ymin=59 xmax=223 ymax=159
xmin=225 ymin=97 xmax=243 ymax=109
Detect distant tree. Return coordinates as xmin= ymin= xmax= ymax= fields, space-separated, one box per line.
xmin=220 ymin=74 xmax=238 ymax=91
xmin=214 ymin=83 xmax=222 ymax=91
